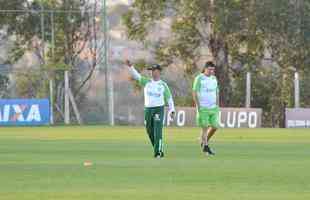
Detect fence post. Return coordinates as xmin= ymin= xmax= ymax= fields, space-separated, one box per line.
xmin=64 ymin=71 xmax=70 ymax=124
xmin=49 ymin=79 xmax=54 ymax=125
xmin=294 ymin=72 xmax=300 ymax=108
xmin=246 ymin=72 xmax=251 ymax=108
xmin=108 ymin=69 xmax=115 ymax=126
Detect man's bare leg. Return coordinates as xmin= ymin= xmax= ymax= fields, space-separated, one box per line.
xmin=207 ymin=127 xmax=217 ymax=144
xmin=201 ymin=127 xmax=217 ymax=155
xmin=201 ymin=127 xmax=209 ymax=146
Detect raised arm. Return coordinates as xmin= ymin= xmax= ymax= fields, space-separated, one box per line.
xmin=125 ymin=60 xmax=141 ymax=81
xmin=125 ymin=60 xmax=150 ymax=87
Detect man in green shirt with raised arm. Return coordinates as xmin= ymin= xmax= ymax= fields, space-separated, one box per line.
xmin=125 ymin=60 xmax=175 ymax=158
xmin=192 ymin=61 xmax=219 ymax=156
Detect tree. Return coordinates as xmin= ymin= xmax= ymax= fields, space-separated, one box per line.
xmin=0 ymin=73 xmax=9 ymax=98
xmin=123 ymin=0 xmax=310 ymax=127
xmin=122 ymin=0 xmax=265 ymax=106
xmin=0 ymin=0 xmax=103 ymax=122
xmin=255 ymin=0 xmax=310 ymax=126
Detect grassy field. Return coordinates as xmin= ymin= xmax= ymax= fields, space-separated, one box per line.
xmin=0 ymin=126 xmax=309 ymax=200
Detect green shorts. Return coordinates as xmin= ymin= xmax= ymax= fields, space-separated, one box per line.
xmin=196 ymin=107 xmax=220 ymax=128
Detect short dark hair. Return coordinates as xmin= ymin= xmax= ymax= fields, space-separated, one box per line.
xmin=202 ymin=61 xmax=216 ymax=73
xmin=204 ymin=61 xmax=215 ymax=68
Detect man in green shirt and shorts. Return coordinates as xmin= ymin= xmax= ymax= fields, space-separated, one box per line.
xmin=125 ymin=60 xmax=175 ymax=158
xmin=192 ymin=61 xmax=219 ymax=156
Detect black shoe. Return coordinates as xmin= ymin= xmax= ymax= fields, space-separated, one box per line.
xmin=154 ymin=152 xmax=164 ymax=158
xmin=203 ymin=145 xmax=215 ymax=155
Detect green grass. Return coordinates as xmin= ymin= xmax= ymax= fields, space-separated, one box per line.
xmin=0 ymin=126 xmax=309 ymax=200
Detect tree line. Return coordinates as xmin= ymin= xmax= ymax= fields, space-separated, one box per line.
xmin=122 ymin=0 xmax=310 ymax=127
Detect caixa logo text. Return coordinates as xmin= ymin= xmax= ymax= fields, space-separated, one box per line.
xmin=0 ymin=104 xmax=42 ymax=122
xmin=0 ymin=99 xmax=50 ymax=125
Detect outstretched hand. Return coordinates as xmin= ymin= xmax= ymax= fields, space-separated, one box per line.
xmin=125 ymin=59 xmax=132 ymax=67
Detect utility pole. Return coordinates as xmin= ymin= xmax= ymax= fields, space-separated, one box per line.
xmin=102 ymin=0 xmax=114 ymax=125
xmin=40 ymin=3 xmax=45 ymax=60
xmin=49 ymin=11 xmax=55 ymax=125
xmin=41 ymin=3 xmax=55 ymax=125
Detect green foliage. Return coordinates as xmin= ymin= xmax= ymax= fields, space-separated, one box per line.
xmin=0 ymin=0 xmax=98 ymax=121
xmin=122 ymin=0 xmax=167 ymax=41
xmin=123 ymin=0 xmax=310 ymax=127
xmin=300 ymin=68 xmax=310 ymax=107
xmin=15 ymin=70 xmax=49 ymax=98
xmin=122 ymin=0 xmax=267 ymax=107
xmin=0 ymin=73 xmax=10 ymax=98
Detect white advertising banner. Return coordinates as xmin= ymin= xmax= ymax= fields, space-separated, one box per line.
xmin=286 ymin=108 xmax=310 ymax=128
xmin=121 ymin=107 xmax=262 ymax=128
xmin=165 ymin=107 xmax=262 ymax=128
